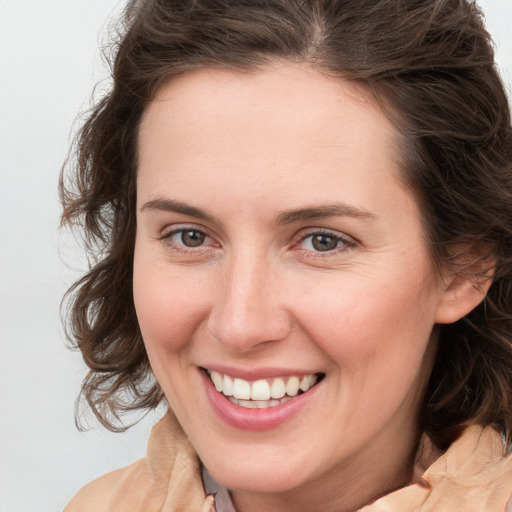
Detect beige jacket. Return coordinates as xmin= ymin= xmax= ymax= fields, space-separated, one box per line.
xmin=65 ymin=412 xmax=512 ymax=512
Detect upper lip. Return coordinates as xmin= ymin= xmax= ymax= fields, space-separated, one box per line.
xmin=200 ymin=364 xmax=323 ymax=381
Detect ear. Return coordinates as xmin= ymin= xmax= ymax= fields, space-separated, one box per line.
xmin=435 ymin=250 xmax=495 ymax=324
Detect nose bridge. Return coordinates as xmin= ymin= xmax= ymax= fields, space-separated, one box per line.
xmin=207 ymin=247 xmax=290 ymax=351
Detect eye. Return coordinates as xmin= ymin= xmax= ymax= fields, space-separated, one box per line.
xmin=160 ymin=226 xmax=215 ymax=251
xmin=298 ymin=230 xmax=355 ymax=254
xmin=176 ymin=229 xmax=206 ymax=247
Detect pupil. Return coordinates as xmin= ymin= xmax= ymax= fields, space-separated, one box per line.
xmin=312 ymin=234 xmax=337 ymax=251
xmin=182 ymin=230 xmax=205 ymax=247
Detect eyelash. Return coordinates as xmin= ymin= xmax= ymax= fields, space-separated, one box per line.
xmin=159 ymin=226 xmax=356 ymax=256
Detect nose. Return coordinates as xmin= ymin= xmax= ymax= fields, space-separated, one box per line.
xmin=206 ymin=252 xmax=292 ymax=353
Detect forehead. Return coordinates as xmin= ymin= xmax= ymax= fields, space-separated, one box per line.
xmin=139 ymin=65 xmax=397 ymax=171
xmin=136 ymin=65 xmax=415 ymax=227
xmin=147 ymin=64 xmax=378 ymax=116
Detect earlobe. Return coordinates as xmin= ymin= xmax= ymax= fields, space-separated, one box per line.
xmin=434 ymin=259 xmax=494 ymax=324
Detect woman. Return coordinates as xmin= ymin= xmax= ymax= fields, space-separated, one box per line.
xmin=62 ymin=0 xmax=512 ymax=511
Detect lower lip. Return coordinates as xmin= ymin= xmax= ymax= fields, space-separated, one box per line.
xmin=201 ymin=370 xmax=320 ymax=431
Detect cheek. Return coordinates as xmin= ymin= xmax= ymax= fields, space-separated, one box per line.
xmin=132 ymin=253 xmax=210 ymax=354
xmin=293 ymin=272 xmax=437 ymax=373
xmin=295 ymin=275 xmax=438 ymax=433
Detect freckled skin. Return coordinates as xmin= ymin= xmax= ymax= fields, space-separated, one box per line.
xmin=133 ymin=65 xmax=480 ymax=512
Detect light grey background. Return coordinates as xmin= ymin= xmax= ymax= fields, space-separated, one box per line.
xmin=0 ymin=1 xmax=511 ymax=511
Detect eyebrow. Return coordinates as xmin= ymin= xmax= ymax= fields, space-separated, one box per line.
xmin=275 ymin=203 xmax=378 ymax=224
xmin=140 ymin=198 xmax=378 ymax=224
xmin=140 ymin=198 xmax=218 ymax=223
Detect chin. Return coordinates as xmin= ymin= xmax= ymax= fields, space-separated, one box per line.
xmin=199 ymin=440 xmax=317 ymax=494
xmin=210 ymin=463 xmax=303 ymax=494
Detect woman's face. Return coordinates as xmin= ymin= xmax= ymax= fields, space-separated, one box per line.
xmin=134 ymin=65 xmax=452 ymax=507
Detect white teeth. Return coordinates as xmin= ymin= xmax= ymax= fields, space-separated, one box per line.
xmin=285 ymin=376 xmax=300 ymax=397
xmin=270 ymin=378 xmax=286 ymax=399
xmin=300 ymin=374 xmax=315 ymax=392
xmin=233 ymin=378 xmax=251 ymax=400
xmin=240 ymin=399 xmax=259 ymax=409
xmin=223 ymin=374 xmax=234 ymax=396
xmin=211 ymin=371 xmax=223 ymax=392
xmin=251 ymin=379 xmax=271 ymax=400
xmin=229 ymin=397 xmax=294 ymax=408
xmin=208 ymin=370 xmax=320 ymax=406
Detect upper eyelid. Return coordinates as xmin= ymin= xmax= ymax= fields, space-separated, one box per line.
xmin=294 ymin=227 xmax=356 ymax=243
xmin=160 ymin=223 xmax=212 ymax=238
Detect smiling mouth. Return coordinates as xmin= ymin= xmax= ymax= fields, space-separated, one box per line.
xmin=205 ymin=369 xmax=324 ymax=409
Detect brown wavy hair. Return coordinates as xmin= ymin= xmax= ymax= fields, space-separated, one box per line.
xmin=61 ymin=0 xmax=512 ymax=449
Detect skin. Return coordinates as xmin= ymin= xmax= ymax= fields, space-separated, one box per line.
xmin=133 ymin=64 xmax=487 ymax=512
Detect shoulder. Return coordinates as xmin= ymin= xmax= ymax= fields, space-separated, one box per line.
xmin=64 ymin=458 xmax=152 ymax=512
xmin=422 ymin=425 xmax=512 ymax=511
xmin=363 ymin=425 xmax=512 ymax=512
xmin=64 ymin=411 xmax=208 ymax=512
